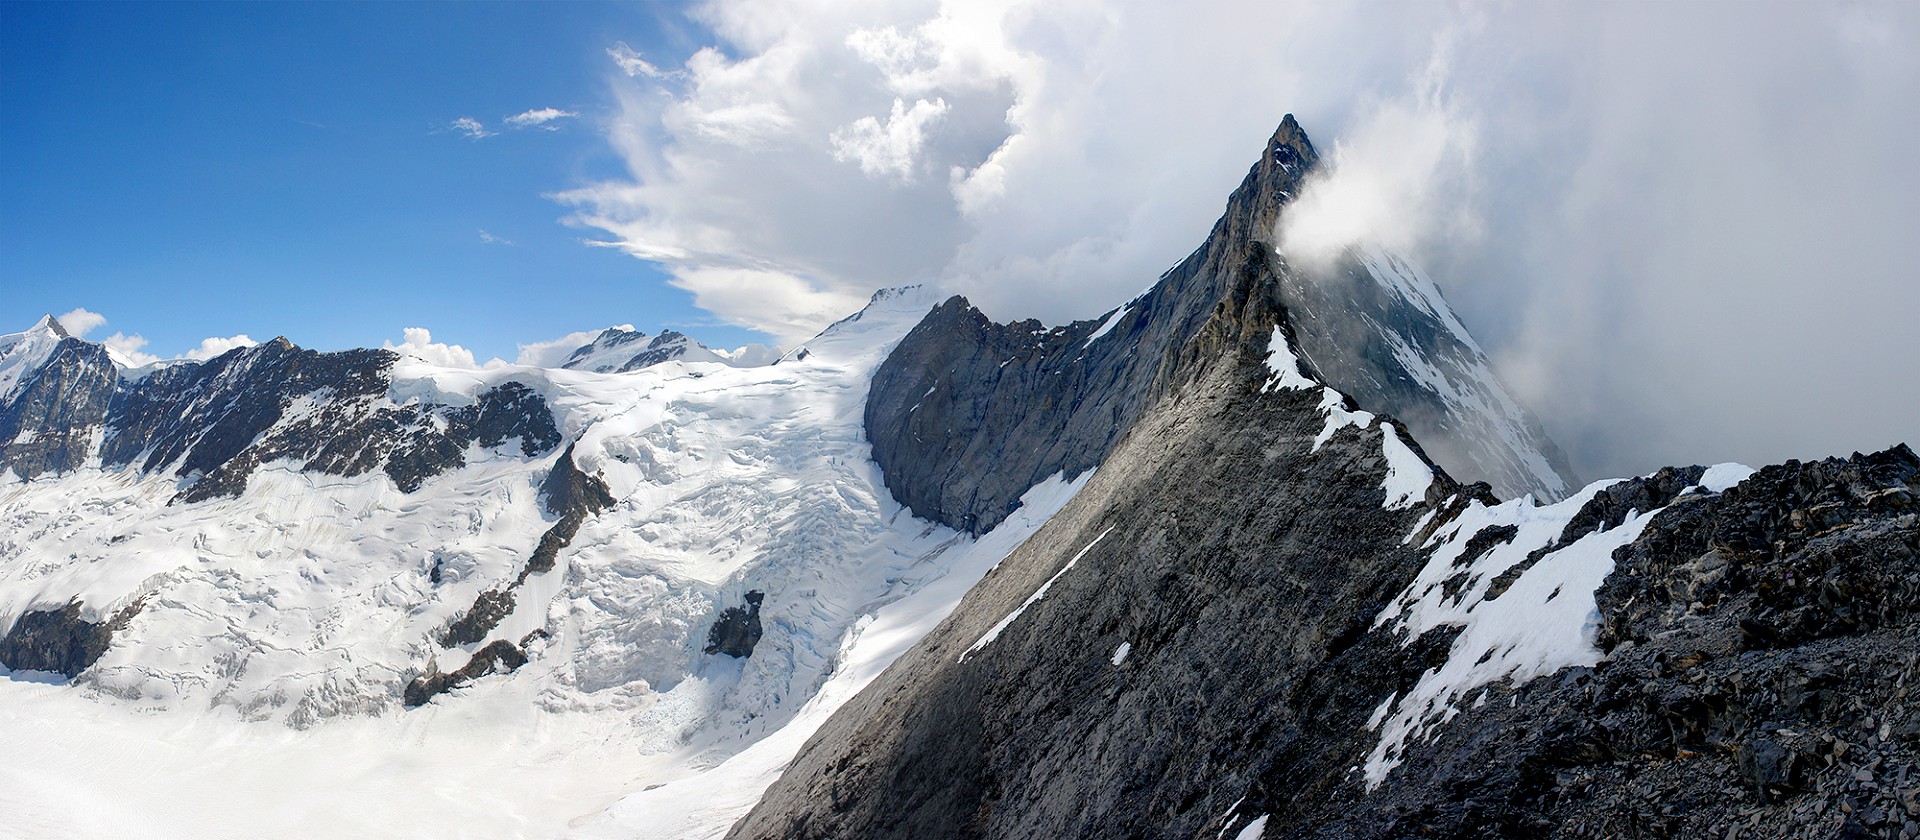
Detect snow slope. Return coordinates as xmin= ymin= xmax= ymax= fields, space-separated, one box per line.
xmin=0 ymin=287 xmax=1094 ymax=838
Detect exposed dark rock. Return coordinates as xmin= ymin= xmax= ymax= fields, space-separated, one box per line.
xmin=439 ymin=589 xmax=516 ymax=648
xmin=734 ymin=118 xmax=1915 ymax=840
xmin=0 ymin=332 xmax=565 ymax=500
xmin=523 ymin=443 xmax=615 ymax=579
xmin=403 ymin=640 xmax=531 ymax=707
xmin=422 ymin=446 xmax=614 ymax=682
xmin=866 ymin=115 xmax=1575 ymax=534
xmin=736 ymin=265 xmax=1455 ymax=837
xmin=736 ymin=431 xmax=1919 ymax=838
xmin=0 ymin=599 xmax=144 ymax=678
xmin=705 ymin=592 xmax=765 ymax=658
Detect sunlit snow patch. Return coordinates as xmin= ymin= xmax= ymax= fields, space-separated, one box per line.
xmin=1359 ymin=465 xmax=1750 ymax=789
xmin=960 ymin=527 xmax=1114 ymax=662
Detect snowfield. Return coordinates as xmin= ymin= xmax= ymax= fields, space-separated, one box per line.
xmin=0 ymin=288 xmax=1094 ymax=838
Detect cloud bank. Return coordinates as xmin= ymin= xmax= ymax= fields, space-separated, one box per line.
xmin=566 ymin=0 xmax=1919 ymax=480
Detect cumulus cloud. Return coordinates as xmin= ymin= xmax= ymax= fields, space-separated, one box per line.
xmin=101 ymin=332 xmax=159 ymax=367
xmin=384 ymin=327 xmax=479 ymax=369
xmin=55 ymin=307 xmax=106 ymax=338
xmin=830 ymin=97 xmax=950 ymax=181
xmin=506 ymin=107 xmax=579 ymax=129
xmin=568 ymin=0 xmax=1920 ymax=479
xmin=449 ymin=117 xmax=493 ymax=139
xmin=40 ymin=310 xmax=260 ymax=367
xmin=182 ymin=335 xmax=257 ymax=361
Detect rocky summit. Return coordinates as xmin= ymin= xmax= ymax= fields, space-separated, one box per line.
xmin=0 ymin=116 xmax=1910 ymax=840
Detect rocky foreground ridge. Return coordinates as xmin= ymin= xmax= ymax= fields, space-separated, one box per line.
xmin=735 ymin=119 xmax=1918 ymax=839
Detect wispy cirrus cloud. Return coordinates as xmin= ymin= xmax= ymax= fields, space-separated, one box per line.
xmin=478 ymin=230 xmax=515 ymax=246
xmin=505 ymin=107 xmax=579 ymax=129
xmin=449 ymin=116 xmax=494 ymax=139
xmin=608 ymin=42 xmax=676 ymax=79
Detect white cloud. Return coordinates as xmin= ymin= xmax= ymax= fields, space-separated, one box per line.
xmin=383 ymin=327 xmax=479 ymax=369
xmin=567 ymin=0 xmax=1920 ymax=480
xmin=182 ymin=335 xmax=257 ymax=361
xmin=830 ymin=97 xmax=949 ymax=181
xmin=450 ymin=117 xmax=494 ymax=139
xmin=101 ymin=332 xmax=158 ymax=367
xmin=670 ymin=266 xmax=868 ymax=346
xmin=479 ymin=230 xmax=515 ymax=246
xmin=55 ymin=307 xmax=106 ymax=338
xmin=515 ymin=328 xmax=620 ymax=367
xmin=505 ymin=107 xmax=579 ymax=129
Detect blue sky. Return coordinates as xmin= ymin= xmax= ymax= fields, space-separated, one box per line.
xmin=1 ymin=1 xmax=1914 ymax=477
xmin=0 ymin=1 xmax=767 ymax=360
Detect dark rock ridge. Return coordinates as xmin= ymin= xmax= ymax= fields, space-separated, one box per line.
xmin=0 ymin=334 xmax=561 ymax=500
xmin=741 ymin=308 xmax=1920 ymax=838
xmin=736 ymin=118 xmax=1915 ymax=838
xmin=866 ymin=115 xmax=1574 ymax=534
xmin=0 ymin=598 xmax=144 ymax=678
xmin=705 ymin=591 xmax=766 ymax=658
xmin=405 ymin=444 xmax=616 ymax=707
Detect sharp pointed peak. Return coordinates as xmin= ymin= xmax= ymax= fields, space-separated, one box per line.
xmin=1267 ymin=113 xmax=1319 ymax=170
xmin=36 ymin=313 xmax=71 ymax=339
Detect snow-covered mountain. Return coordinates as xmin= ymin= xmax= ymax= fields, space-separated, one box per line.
xmin=0 ymin=288 xmax=1099 ymax=837
xmin=4 ymin=115 xmax=1907 ymax=840
xmin=557 ymin=326 xmax=777 ymax=373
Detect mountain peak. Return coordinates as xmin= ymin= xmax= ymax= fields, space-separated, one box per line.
xmin=37 ymin=313 xmax=71 ymax=339
xmin=1269 ymin=113 xmax=1317 ymax=168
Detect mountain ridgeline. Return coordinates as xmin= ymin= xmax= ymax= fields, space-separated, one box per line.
xmin=736 ymin=118 xmax=1919 ymax=838
xmin=866 ymin=115 xmax=1576 ymax=536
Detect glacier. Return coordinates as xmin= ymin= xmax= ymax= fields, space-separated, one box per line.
xmin=0 ymin=288 xmax=1092 ymax=838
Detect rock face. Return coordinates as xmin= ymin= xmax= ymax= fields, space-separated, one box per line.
xmin=0 ymin=599 xmax=143 ymax=677
xmin=734 ymin=119 xmax=1916 ymax=839
xmin=866 ymin=115 xmax=1574 ymax=535
xmin=0 ymin=336 xmax=117 ymax=479
xmin=705 ymin=591 xmax=766 ymax=658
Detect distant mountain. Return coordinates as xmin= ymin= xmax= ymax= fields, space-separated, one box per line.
xmin=559 ymin=326 xmax=777 ymax=373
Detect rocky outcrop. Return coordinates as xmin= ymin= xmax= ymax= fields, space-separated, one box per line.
xmin=407 ymin=444 xmax=617 ymax=706
xmin=866 ymin=115 xmax=1575 ymax=535
xmin=403 ymin=638 xmax=534 ymax=708
xmin=0 ymin=599 xmax=143 ymax=678
xmin=705 ymin=592 xmax=765 ymax=658
xmin=102 ymin=340 xmax=561 ymax=501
